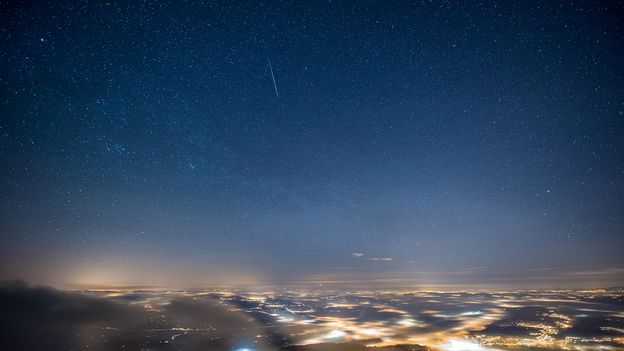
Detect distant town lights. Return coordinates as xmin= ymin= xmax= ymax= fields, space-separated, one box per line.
xmin=324 ymin=330 xmax=346 ymax=339
xmin=442 ymin=339 xmax=485 ymax=351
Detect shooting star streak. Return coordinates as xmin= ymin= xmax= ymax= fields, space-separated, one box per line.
xmin=267 ymin=57 xmax=279 ymax=98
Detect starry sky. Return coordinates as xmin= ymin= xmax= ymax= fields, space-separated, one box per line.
xmin=1 ymin=0 xmax=623 ymax=289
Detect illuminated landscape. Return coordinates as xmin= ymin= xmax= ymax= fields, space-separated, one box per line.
xmin=1 ymin=1 xmax=623 ymax=350
xmin=2 ymin=282 xmax=624 ymax=350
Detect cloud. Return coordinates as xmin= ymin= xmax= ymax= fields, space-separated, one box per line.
xmin=0 ymin=280 xmax=279 ymax=351
xmin=351 ymin=253 xmax=393 ymax=261
xmin=365 ymin=257 xmax=393 ymax=261
xmin=0 ymin=280 xmax=143 ymax=351
xmin=563 ymin=267 xmax=624 ymax=277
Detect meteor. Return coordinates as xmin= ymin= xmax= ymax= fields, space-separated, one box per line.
xmin=267 ymin=57 xmax=279 ymax=98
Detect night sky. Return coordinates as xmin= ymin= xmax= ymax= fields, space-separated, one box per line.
xmin=1 ymin=1 xmax=623 ymax=289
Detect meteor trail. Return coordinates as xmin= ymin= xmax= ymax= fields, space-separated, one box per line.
xmin=267 ymin=57 xmax=279 ymax=98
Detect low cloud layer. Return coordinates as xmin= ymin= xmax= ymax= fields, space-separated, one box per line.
xmin=2 ymin=281 xmax=623 ymax=351
xmin=0 ymin=281 xmax=278 ymax=351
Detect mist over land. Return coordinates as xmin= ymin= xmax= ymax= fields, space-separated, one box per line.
xmin=3 ymin=281 xmax=624 ymax=351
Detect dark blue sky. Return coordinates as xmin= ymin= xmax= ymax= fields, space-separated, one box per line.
xmin=1 ymin=0 xmax=623 ymax=288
